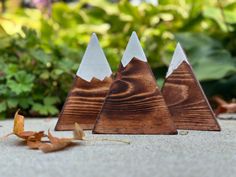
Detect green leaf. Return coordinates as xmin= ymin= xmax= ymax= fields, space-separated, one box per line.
xmin=18 ymin=98 xmax=33 ymax=109
xmin=0 ymin=101 xmax=7 ymax=112
xmin=0 ymin=85 xmax=8 ymax=95
xmin=203 ymin=7 xmax=226 ymax=31
xmin=0 ymin=25 xmax=8 ymax=38
xmin=225 ymin=10 xmax=236 ymax=24
xmin=7 ymin=99 xmax=18 ymax=108
xmin=32 ymin=97 xmax=59 ymax=116
xmin=7 ymin=71 xmax=35 ymax=95
xmin=44 ymin=97 xmax=60 ymax=105
xmin=0 ymin=36 xmax=12 ymax=49
xmin=29 ymin=49 xmax=51 ymax=65
xmin=203 ymin=6 xmax=236 ymax=31
xmin=32 ymin=103 xmax=59 ymax=116
xmin=40 ymin=71 xmax=50 ymax=79
xmin=194 ymin=50 xmax=236 ymax=80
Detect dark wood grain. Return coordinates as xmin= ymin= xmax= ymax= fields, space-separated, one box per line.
xmin=93 ymin=58 xmax=177 ymax=134
xmin=162 ymin=61 xmax=221 ymax=131
xmin=55 ymin=76 xmax=112 ymax=130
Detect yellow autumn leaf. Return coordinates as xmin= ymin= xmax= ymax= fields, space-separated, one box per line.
xmin=12 ymin=110 xmax=46 ymax=141
xmin=13 ymin=109 xmax=24 ymax=135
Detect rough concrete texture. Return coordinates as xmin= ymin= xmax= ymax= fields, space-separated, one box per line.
xmin=0 ymin=116 xmax=236 ymax=177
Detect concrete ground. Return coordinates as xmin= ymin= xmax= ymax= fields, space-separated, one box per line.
xmin=0 ymin=115 xmax=236 ymax=177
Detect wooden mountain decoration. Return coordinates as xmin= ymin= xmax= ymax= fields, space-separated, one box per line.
xmin=162 ymin=43 xmax=221 ymax=131
xmin=93 ymin=32 xmax=177 ymax=134
xmin=55 ymin=33 xmax=112 ymax=131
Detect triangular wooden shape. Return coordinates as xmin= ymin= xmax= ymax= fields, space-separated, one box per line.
xmin=55 ymin=76 xmax=112 ymax=130
xmin=55 ymin=33 xmax=112 ymax=130
xmin=162 ymin=44 xmax=220 ymax=131
xmin=93 ymin=58 xmax=177 ymax=134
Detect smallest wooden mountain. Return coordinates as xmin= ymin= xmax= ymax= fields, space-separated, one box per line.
xmin=162 ymin=43 xmax=220 ymax=131
xmin=55 ymin=33 xmax=113 ymax=130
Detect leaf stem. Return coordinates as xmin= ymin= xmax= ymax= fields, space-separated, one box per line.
xmin=0 ymin=132 xmax=14 ymax=141
xmin=77 ymin=138 xmax=131 ymax=144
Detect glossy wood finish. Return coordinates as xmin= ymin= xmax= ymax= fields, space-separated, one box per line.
xmin=162 ymin=61 xmax=221 ymax=131
xmin=55 ymin=76 xmax=112 ymax=131
xmin=93 ymin=58 xmax=177 ymax=134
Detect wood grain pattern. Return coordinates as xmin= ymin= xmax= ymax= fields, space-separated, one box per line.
xmin=93 ymin=58 xmax=177 ymax=134
xmin=55 ymin=76 xmax=112 ymax=130
xmin=162 ymin=61 xmax=221 ymax=131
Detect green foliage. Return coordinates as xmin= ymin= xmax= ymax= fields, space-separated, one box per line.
xmin=0 ymin=27 xmax=79 ymax=118
xmin=0 ymin=0 xmax=236 ymax=118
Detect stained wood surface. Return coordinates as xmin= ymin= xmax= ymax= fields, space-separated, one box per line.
xmin=55 ymin=76 xmax=112 ymax=130
xmin=93 ymin=58 xmax=177 ymax=134
xmin=162 ymin=61 xmax=221 ymax=131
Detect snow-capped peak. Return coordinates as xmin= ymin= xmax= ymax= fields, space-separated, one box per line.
xmin=121 ymin=31 xmax=147 ymax=67
xmin=166 ymin=43 xmax=189 ymax=78
xmin=76 ymin=33 xmax=112 ymax=82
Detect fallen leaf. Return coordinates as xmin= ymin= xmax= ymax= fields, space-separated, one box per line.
xmin=17 ymin=131 xmax=36 ymax=139
xmin=39 ymin=141 xmax=72 ymax=153
xmin=213 ymin=96 xmax=236 ymax=116
xmin=13 ymin=110 xmax=46 ymax=141
xmin=27 ymin=140 xmax=42 ymax=149
xmin=2 ymin=114 xmax=130 ymax=153
xmin=73 ymin=123 xmax=85 ymax=140
xmin=1 ymin=110 xmax=46 ymax=142
xmin=13 ymin=109 xmax=24 ymax=135
xmin=26 ymin=131 xmax=45 ymax=149
xmin=39 ymin=130 xmax=73 ymax=153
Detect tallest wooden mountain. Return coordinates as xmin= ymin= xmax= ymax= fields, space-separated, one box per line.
xmin=162 ymin=43 xmax=220 ymax=131
xmin=55 ymin=33 xmax=112 ymax=130
xmin=93 ymin=32 xmax=177 ymax=134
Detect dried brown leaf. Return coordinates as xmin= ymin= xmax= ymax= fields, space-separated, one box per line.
xmin=27 ymin=140 xmax=42 ymax=149
xmin=2 ymin=110 xmax=130 ymax=153
xmin=39 ymin=141 xmax=71 ymax=153
xmin=39 ymin=130 xmax=73 ymax=153
xmin=47 ymin=130 xmax=60 ymax=144
xmin=17 ymin=131 xmax=36 ymax=139
xmin=73 ymin=123 xmax=85 ymax=140
xmin=213 ymin=96 xmax=236 ymax=116
xmin=26 ymin=131 xmax=45 ymax=149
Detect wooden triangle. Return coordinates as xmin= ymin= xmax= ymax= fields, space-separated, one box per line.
xmin=55 ymin=76 xmax=112 ymax=130
xmin=93 ymin=58 xmax=177 ymax=134
xmin=162 ymin=61 xmax=220 ymax=131
xmin=55 ymin=33 xmax=112 ymax=130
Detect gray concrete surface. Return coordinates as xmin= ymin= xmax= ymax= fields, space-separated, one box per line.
xmin=0 ymin=116 xmax=236 ymax=177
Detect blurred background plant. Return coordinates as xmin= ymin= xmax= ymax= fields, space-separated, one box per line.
xmin=0 ymin=0 xmax=236 ymax=118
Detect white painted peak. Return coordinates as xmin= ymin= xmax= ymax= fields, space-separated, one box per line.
xmin=166 ymin=42 xmax=189 ymax=78
xmin=76 ymin=33 xmax=112 ymax=82
xmin=121 ymin=31 xmax=147 ymax=67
